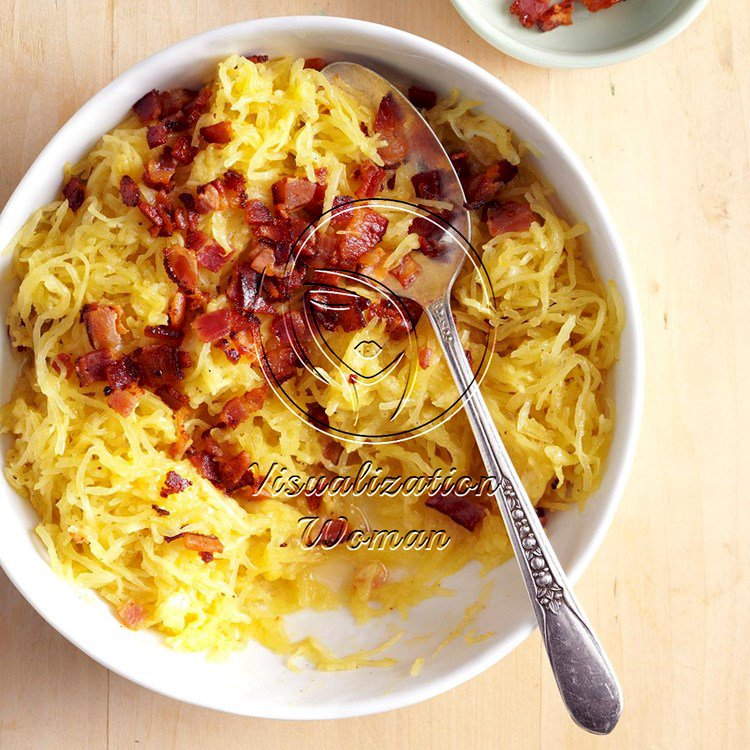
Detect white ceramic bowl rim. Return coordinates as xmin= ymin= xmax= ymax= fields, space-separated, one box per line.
xmin=0 ymin=16 xmax=644 ymax=719
xmin=450 ymin=0 xmax=711 ymax=69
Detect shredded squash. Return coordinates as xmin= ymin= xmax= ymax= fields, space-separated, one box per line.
xmin=0 ymin=56 xmax=622 ymax=665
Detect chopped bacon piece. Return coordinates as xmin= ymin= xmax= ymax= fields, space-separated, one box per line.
xmin=411 ymin=170 xmax=442 ymax=201
xmin=145 ymin=324 xmax=184 ymax=344
xmin=272 ymin=177 xmax=317 ymax=213
xmin=425 ymin=491 xmax=487 ymax=531
xmin=186 ymin=230 xmax=231 ymax=272
xmin=182 ymin=86 xmax=213 ymax=129
xmin=163 ymin=246 xmax=199 ymax=295
xmin=220 ymin=385 xmax=267 ymax=429
xmin=81 ymin=303 xmax=122 ymax=350
xmin=195 ymin=180 xmax=228 ymax=214
xmin=75 ymin=349 xmax=116 ymax=386
xmin=304 ymin=57 xmax=327 ymax=71
xmin=160 ymin=470 xmax=192 ymax=497
xmin=245 ymin=53 xmax=269 ymax=63
xmin=119 ymin=175 xmax=141 ymax=207
xmin=107 ymin=384 xmax=143 ymax=417
xmin=368 ymin=297 xmax=423 ymax=340
xmin=407 ymin=86 xmax=437 ymax=110
xmin=307 ymin=289 xmax=369 ymax=333
xmin=264 ymin=345 xmax=299 ymax=383
xmin=167 ymin=291 xmax=187 ymax=330
xmin=62 ymin=176 xmax=86 ymax=212
xmin=132 ymin=90 xmax=162 ymax=123
xmin=449 ymin=151 xmax=471 ymax=182
xmin=105 ymin=355 xmax=139 ymax=391
xmin=581 ymin=0 xmax=621 ymax=10
xmin=51 ymin=353 xmax=74 ymax=378
xmin=160 ymin=88 xmax=196 ymax=116
xmin=152 ymin=504 xmax=170 ymax=516
xmin=244 ymin=199 xmax=274 ymax=225
xmin=222 ymin=169 xmax=248 ymax=208
xmin=335 ymin=208 xmax=389 ymax=269
xmin=218 ymin=450 xmax=255 ymax=492
xmin=132 ymin=345 xmax=186 ymax=387
xmin=389 ymin=254 xmax=421 ymax=289
xmin=166 ymin=532 xmax=224 ymax=554
xmin=117 ymin=601 xmax=146 ymax=629
xmin=319 ymin=518 xmax=350 ymax=547
xmin=465 ymin=160 xmax=518 ymax=208
xmin=374 ymin=93 xmax=407 ymax=167
xmin=486 ymin=200 xmax=536 ymax=236
xmin=143 ymin=152 xmax=176 ymax=190
xmin=226 ymin=263 xmax=273 ymax=315
xmin=355 ymin=163 xmax=386 ymax=199
xmin=419 ymin=346 xmax=433 ymax=369
xmin=146 ymin=123 xmax=168 ymax=149
xmin=138 ymin=193 xmax=181 ymax=238
xmin=193 ymin=308 xmax=233 ymax=343
xmin=200 ymin=121 xmax=232 ymax=144
xmin=171 ymin=135 xmax=195 ymax=165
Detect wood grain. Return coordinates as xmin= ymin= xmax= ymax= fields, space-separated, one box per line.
xmin=1 ymin=1 xmax=748 ymax=748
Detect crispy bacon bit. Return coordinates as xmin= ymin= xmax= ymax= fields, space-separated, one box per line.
xmin=368 ymin=297 xmax=423 ymax=341
xmin=390 ymin=254 xmax=421 ymax=289
xmin=160 ymin=470 xmax=192 ymax=497
xmin=466 ymin=160 xmax=519 ymax=208
xmin=264 ymin=345 xmax=299 ymax=383
xmin=411 ymin=170 xmax=442 ymax=201
xmin=165 ymin=532 xmax=224 ymax=555
xmin=272 ymin=177 xmax=317 ymax=213
xmin=245 ymin=53 xmax=269 ymax=63
xmin=105 ymin=355 xmax=139 ymax=391
xmin=167 ymin=291 xmax=187 ymax=330
xmin=374 ymin=93 xmax=407 ymax=167
xmin=486 ymin=200 xmax=536 ymax=236
xmin=307 ymin=289 xmax=369 ymax=333
xmin=138 ymin=193 xmax=181 ymax=238
xmin=323 ymin=440 xmax=343 ymax=464
xmin=244 ymin=199 xmax=274 ymax=225
xmin=117 ymin=601 xmax=146 ymax=629
xmin=152 ymin=504 xmax=170 ymax=516
xmin=220 ymin=385 xmax=268 ymax=428
xmin=193 ymin=308 xmax=233 ymax=343
xmin=170 ymin=135 xmax=194 ymax=164
xmin=132 ymin=90 xmax=162 ymax=123
xmin=200 ymin=121 xmax=233 ymax=144
xmin=163 ymin=246 xmax=199 ymax=295
xmin=425 ymin=491 xmax=487 ymax=531
xmin=538 ymin=0 xmax=574 ymax=30
xmin=195 ymin=180 xmax=227 ymax=214
xmin=335 ymin=208 xmax=389 ymax=269
xmin=419 ymin=346 xmax=432 ymax=369
xmin=355 ymin=163 xmax=386 ymax=199
xmin=107 ymin=384 xmax=143 ymax=417
xmin=185 ymin=230 xmax=231 ymax=272
xmin=132 ymin=345 xmax=186 ymax=387
xmin=146 ymin=122 xmax=168 ymax=149
xmin=581 ymin=0 xmax=621 ymax=10
xmin=63 ymin=176 xmax=86 ymax=212
xmin=81 ymin=303 xmax=122 ymax=350
xmin=319 ymin=518 xmax=350 ymax=547
xmin=144 ymin=324 xmax=184 ymax=344
xmin=222 ymin=169 xmax=248 ymax=208
xmin=51 ymin=353 xmax=74 ymax=378
xmin=407 ymin=86 xmax=437 ymax=110
xmin=227 ymin=263 xmax=273 ymax=315
xmin=143 ymin=153 xmax=176 ymax=190
xmin=76 ymin=349 xmax=116 ymax=386
xmin=119 ymin=175 xmax=141 ymax=207
xmin=449 ymin=151 xmax=471 ymax=182
xmin=304 ymin=57 xmax=327 ymax=70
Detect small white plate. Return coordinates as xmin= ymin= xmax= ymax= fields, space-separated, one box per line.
xmin=451 ymin=0 xmax=710 ymax=68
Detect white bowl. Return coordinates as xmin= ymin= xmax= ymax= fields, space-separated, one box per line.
xmin=450 ymin=0 xmax=710 ymax=68
xmin=0 ymin=17 xmax=644 ymax=718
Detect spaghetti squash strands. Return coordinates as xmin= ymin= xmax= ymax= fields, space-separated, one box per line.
xmin=0 ymin=56 xmax=622 ymax=665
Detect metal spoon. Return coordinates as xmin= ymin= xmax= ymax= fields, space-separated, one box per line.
xmin=323 ymin=62 xmax=623 ymax=734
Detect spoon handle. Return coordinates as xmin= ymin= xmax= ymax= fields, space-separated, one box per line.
xmin=426 ymin=296 xmax=622 ymax=735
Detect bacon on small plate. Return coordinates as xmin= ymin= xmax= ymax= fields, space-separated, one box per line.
xmin=81 ymin=303 xmax=123 ymax=350
xmin=510 ymin=0 xmax=574 ymax=31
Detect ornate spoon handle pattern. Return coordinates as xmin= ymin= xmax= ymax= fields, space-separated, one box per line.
xmin=426 ymin=295 xmax=622 ymax=735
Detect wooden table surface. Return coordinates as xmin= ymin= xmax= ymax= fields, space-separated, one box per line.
xmin=1 ymin=1 xmax=748 ymax=748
